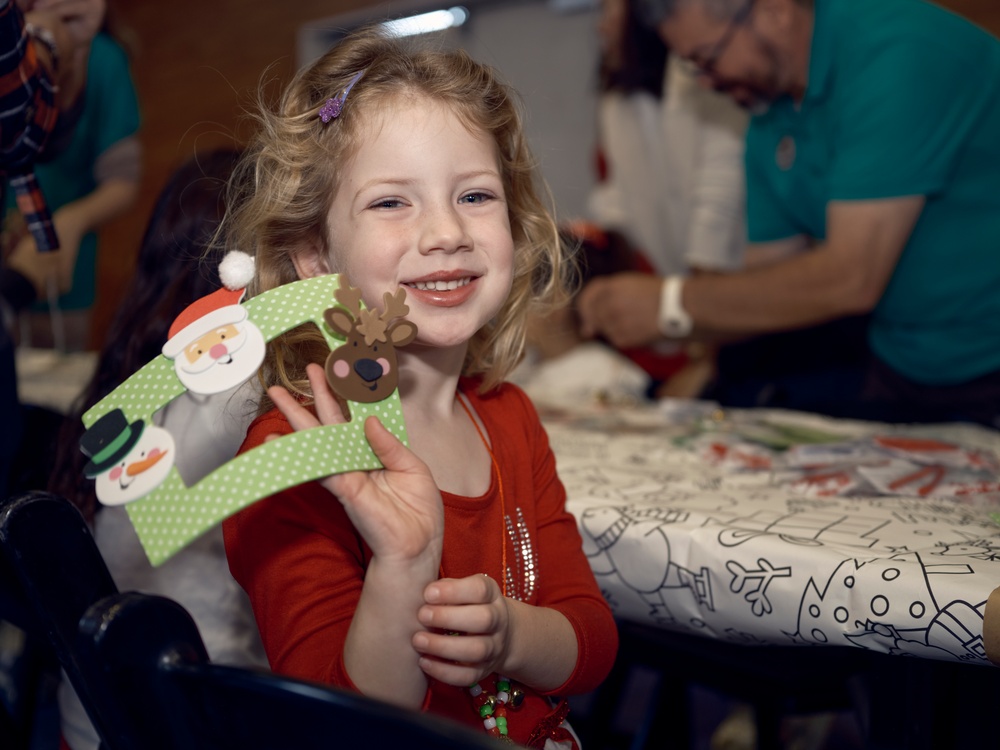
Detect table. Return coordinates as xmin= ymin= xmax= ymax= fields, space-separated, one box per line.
xmin=14 ymin=347 xmax=97 ymax=414
xmin=544 ymin=399 xmax=1000 ymax=668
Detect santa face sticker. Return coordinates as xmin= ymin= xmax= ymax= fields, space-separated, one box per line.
xmin=81 ymin=409 xmax=176 ymax=506
xmin=180 ymin=324 xmax=243 ymax=373
xmin=161 ymin=287 xmax=266 ymax=395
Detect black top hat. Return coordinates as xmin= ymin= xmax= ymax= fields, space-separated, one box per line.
xmin=81 ymin=408 xmax=145 ymax=478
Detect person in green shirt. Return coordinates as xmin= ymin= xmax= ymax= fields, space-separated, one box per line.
xmin=3 ymin=12 xmax=140 ymax=351
xmin=578 ymin=0 xmax=1000 ymax=427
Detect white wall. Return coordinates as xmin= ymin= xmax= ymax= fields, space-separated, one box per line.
xmin=298 ymin=0 xmax=602 ymax=222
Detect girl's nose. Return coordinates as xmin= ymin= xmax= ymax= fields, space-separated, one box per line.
xmin=418 ymin=202 xmax=471 ymax=254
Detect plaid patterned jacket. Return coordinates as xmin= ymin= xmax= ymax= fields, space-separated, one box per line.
xmin=0 ymin=0 xmax=59 ymax=251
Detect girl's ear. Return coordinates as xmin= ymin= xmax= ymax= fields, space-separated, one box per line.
xmin=290 ymin=240 xmax=332 ymax=280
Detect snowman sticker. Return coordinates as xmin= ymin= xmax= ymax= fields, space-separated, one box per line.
xmin=81 ymin=408 xmax=176 ymax=506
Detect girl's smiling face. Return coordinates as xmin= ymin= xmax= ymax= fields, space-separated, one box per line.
xmin=322 ymin=95 xmax=515 ymax=354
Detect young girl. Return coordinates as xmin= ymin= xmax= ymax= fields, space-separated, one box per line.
xmin=221 ymin=28 xmax=618 ymax=747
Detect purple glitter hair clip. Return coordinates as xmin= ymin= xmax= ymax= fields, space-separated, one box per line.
xmin=319 ymin=70 xmax=366 ymax=124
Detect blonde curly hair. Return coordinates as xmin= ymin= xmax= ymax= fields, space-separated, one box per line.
xmin=225 ymin=26 xmax=572 ymax=402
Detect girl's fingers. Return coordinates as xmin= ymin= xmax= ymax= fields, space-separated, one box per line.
xmin=423 ymin=574 xmax=495 ymax=607
xmin=414 ymin=631 xmax=491 ymax=666
xmin=417 ymin=656 xmax=478 ymax=688
xmin=267 ymin=385 xmax=320 ymax=432
xmin=270 ymin=365 xmax=347 ymax=432
xmin=305 ymin=363 xmax=347 ymax=425
xmin=362 ymin=417 xmax=435 ymax=478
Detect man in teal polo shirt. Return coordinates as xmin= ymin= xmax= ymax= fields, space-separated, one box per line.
xmin=577 ymin=0 xmax=1000 ymax=426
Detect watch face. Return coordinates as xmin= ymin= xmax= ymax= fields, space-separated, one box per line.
xmin=664 ymin=316 xmax=692 ymax=338
xmin=658 ymin=276 xmax=692 ymax=338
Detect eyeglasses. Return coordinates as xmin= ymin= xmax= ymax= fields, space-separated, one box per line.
xmin=687 ymin=0 xmax=756 ymax=79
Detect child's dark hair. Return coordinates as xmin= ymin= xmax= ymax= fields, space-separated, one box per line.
xmin=600 ymin=0 xmax=669 ymax=97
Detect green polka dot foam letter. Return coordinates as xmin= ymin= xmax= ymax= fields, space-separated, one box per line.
xmin=81 ymin=274 xmax=411 ymax=566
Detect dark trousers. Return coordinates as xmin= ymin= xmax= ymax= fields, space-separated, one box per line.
xmin=861 ymin=355 xmax=1000 ymax=428
xmin=704 ymin=316 xmax=1000 ymax=428
xmin=704 ymin=315 xmax=872 ymax=419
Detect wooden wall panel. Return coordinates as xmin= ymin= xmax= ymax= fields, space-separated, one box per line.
xmin=946 ymin=0 xmax=1000 ymax=33
xmin=91 ymin=0 xmax=369 ymax=348
xmin=89 ymin=0 xmax=1000 ymax=349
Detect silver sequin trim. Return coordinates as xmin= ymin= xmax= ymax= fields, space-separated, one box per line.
xmin=504 ymin=507 xmax=537 ymax=601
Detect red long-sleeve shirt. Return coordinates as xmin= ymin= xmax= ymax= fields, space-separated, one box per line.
xmin=223 ymin=378 xmax=618 ymax=745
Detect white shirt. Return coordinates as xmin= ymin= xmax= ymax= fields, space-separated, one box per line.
xmin=589 ymin=58 xmax=749 ymax=275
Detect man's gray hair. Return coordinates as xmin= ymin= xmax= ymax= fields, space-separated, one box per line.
xmin=638 ymin=0 xmax=813 ymax=28
xmin=636 ymin=0 xmax=745 ymax=28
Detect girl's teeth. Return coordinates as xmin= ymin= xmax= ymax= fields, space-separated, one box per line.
xmin=410 ymin=278 xmax=471 ymax=291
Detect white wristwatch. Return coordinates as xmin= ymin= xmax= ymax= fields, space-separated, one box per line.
xmin=657 ymin=275 xmax=693 ymax=338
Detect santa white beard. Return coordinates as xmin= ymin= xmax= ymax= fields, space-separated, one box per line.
xmin=173 ymin=323 xmax=267 ymax=396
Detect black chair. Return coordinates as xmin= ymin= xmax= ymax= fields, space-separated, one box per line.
xmin=0 ymin=490 xmax=129 ymax=749
xmin=78 ymin=590 xmax=503 ymax=750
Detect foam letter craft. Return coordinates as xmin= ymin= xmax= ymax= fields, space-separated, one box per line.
xmin=81 ymin=271 xmax=414 ymax=566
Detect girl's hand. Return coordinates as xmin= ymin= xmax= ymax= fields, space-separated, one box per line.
xmin=412 ymin=573 xmax=512 ymax=687
xmin=268 ymin=363 xmax=444 ymax=565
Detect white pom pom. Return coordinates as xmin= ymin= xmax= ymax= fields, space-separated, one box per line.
xmin=219 ymin=251 xmax=255 ymax=290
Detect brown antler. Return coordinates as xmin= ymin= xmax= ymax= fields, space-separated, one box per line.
xmin=380 ymin=288 xmax=410 ymax=323
xmin=332 ymin=283 xmax=411 ymax=345
xmin=355 ymin=307 xmax=387 ymax=345
xmin=354 ymin=288 xmax=411 ymax=345
xmin=334 ymin=277 xmax=363 ymax=312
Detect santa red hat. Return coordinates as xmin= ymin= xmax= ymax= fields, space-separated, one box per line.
xmin=161 ymin=251 xmax=255 ymax=360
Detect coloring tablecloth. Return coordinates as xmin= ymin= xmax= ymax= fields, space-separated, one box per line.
xmin=544 ymin=400 xmax=1000 ymax=666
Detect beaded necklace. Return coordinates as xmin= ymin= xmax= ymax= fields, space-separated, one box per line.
xmin=456 ymin=395 xmax=523 ymax=742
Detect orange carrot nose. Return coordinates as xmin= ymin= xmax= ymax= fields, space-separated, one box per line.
xmin=126 ymin=448 xmax=168 ymax=477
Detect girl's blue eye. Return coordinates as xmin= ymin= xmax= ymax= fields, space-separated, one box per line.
xmin=370 ymin=198 xmax=403 ymax=209
xmin=460 ymin=192 xmax=495 ymax=205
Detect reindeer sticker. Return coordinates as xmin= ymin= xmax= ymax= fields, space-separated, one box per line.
xmin=323 ymin=278 xmax=418 ymax=403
